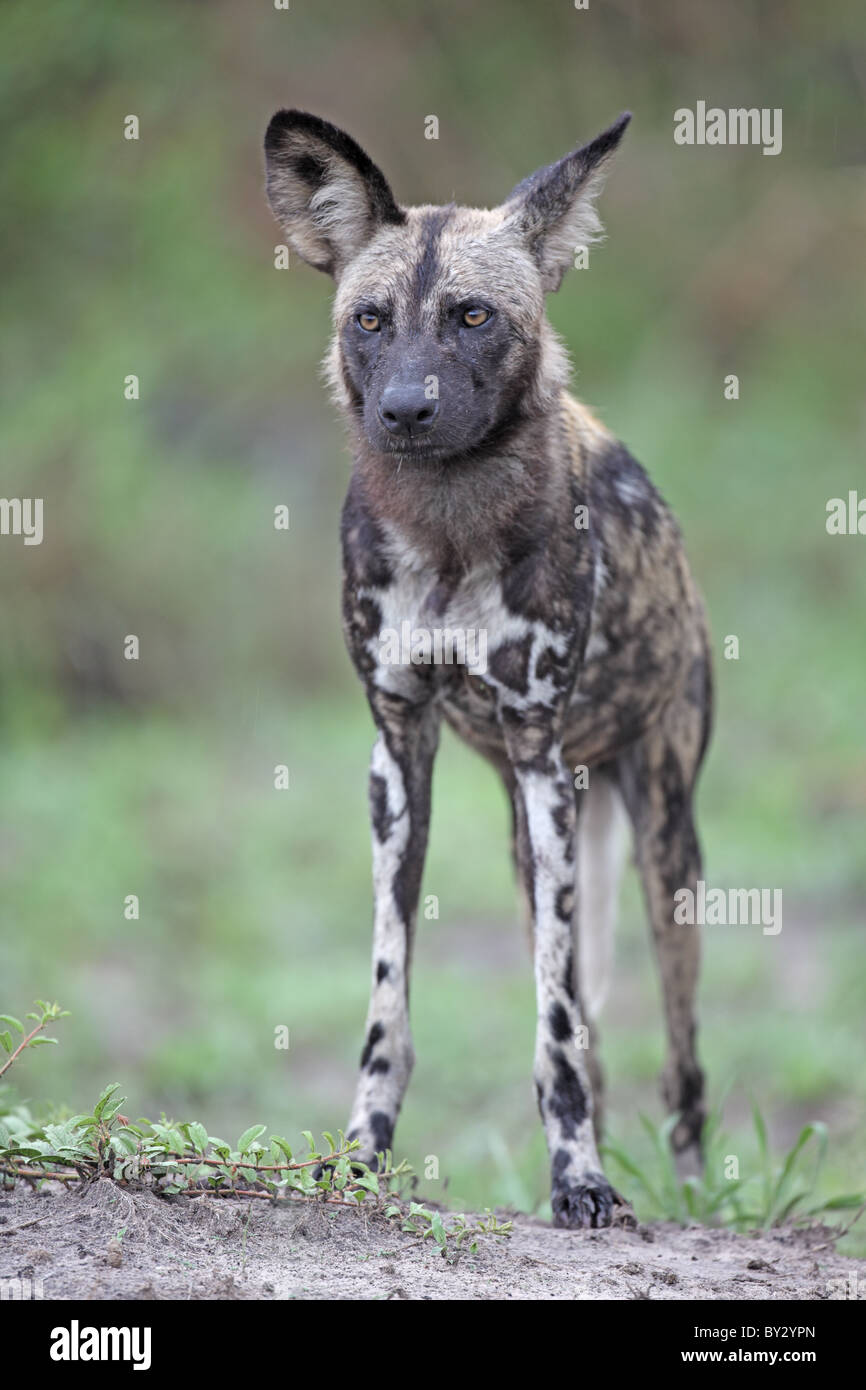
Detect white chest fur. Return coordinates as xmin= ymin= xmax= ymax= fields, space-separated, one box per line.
xmin=356 ymin=527 xmax=569 ymax=710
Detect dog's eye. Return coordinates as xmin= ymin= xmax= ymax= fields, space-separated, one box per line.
xmin=463 ymin=307 xmax=490 ymax=327
xmin=358 ymin=312 xmax=380 ymax=332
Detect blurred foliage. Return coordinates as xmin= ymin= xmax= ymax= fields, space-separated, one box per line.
xmin=0 ymin=0 xmax=864 ymax=1246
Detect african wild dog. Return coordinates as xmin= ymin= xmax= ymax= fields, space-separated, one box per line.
xmin=264 ymin=109 xmax=711 ymax=1227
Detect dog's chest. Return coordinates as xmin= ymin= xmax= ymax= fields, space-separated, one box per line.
xmin=359 ymin=535 xmax=572 ymax=716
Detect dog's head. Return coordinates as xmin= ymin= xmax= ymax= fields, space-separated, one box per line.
xmin=264 ymin=110 xmax=630 ymax=463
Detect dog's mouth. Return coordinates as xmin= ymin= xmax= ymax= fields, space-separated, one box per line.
xmin=363 ymin=405 xmax=516 ymax=467
xmin=374 ymin=434 xmax=456 ymax=465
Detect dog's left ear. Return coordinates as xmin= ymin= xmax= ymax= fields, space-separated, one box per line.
xmin=503 ymin=113 xmax=631 ymax=292
xmin=264 ymin=110 xmax=405 ymax=277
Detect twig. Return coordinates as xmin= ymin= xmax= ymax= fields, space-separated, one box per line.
xmin=168 ymin=1151 xmax=351 ymax=1172
xmin=0 ymin=1165 xmax=79 ymax=1183
xmin=178 ymin=1186 xmax=369 ymax=1208
xmin=0 ymin=1214 xmax=50 ymax=1234
xmin=0 ymin=1018 xmax=52 ymax=1080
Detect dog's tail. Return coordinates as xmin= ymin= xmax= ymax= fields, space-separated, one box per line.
xmin=577 ymin=773 xmax=630 ymax=1020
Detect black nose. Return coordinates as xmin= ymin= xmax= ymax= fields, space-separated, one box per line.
xmin=378 ymin=383 xmax=439 ymax=437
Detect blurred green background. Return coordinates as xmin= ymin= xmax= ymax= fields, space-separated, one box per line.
xmin=2 ymin=0 xmax=864 ymax=1243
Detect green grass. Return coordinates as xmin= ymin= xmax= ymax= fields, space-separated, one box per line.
xmin=603 ymin=1106 xmax=864 ymax=1233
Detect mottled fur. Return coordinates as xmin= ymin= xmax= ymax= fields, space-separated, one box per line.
xmin=264 ymin=109 xmax=711 ymax=1227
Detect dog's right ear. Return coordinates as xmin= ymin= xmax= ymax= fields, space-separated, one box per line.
xmin=264 ymin=110 xmax=405 ymax=277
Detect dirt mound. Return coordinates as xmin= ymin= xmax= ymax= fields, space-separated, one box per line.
xmin=0 ymin=1180 xmax=859 ymax=1300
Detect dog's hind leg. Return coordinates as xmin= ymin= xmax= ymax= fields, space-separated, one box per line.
xmin=613 ymin=696 xmax=709 ymax=1172
xmin=576 ymin=769 xmax=629 ymax=1021
xmin=504 ymin=769 xmax=535 ymax=939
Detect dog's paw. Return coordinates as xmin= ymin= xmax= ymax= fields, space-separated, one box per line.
xmin=314 ymin=1134 xmax=386 ymax=1182
xmin=551 ymin=1171 xmax=629 ymax=1229
xmin=313 ymin=1152 xmax=376 ymax=1185
xmin=337 ymin=1117 xmax=394 ymax=1176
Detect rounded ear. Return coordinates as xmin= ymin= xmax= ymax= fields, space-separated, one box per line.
xmin=503 ymin=113 xmax=631 ymax=292
xmin=264 ymin=110 xmax=405 ymax=277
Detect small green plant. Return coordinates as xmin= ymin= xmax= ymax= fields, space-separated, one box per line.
xmin=0 ymin=999 xmax=511 ymax=1257
xmin=385 ymin=1200 xmax=512 ymax=1257
xmin=0 ymin=1001 xmax=70 ymax=1079
xmin=602 ymin=1101 xmax=864 ymax=1234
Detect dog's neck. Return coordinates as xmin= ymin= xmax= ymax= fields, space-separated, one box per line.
xmin=349 ymin=396 xmax=571 ymax=580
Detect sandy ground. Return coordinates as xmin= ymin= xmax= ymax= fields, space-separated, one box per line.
xmin=0 ymin=1179 xmax=861 ymax=1301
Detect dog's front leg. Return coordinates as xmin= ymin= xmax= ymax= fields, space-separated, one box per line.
xmin=345 ymin=695 xmax=440 ymax=1166
xmin=506 ymin=728 xmax=622 ymax=1228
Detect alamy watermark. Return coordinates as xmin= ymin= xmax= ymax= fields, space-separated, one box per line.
xmin=826 ymin=490 xmax=865 ymax=535
xmin=674 ymin=103 xmax=782 ymax=156
xmin=0 ymin=497 xmax=43 ymax=545
xmin=379 ymin=621 xmax=488 ymax=674
xmin=674 ymin=881 xmax=783 ymax=936
xmin=50 ymin=1321 xmax=151 ymax=1370
xmin=1 ymin=1276 xmax=44 ymax=1299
